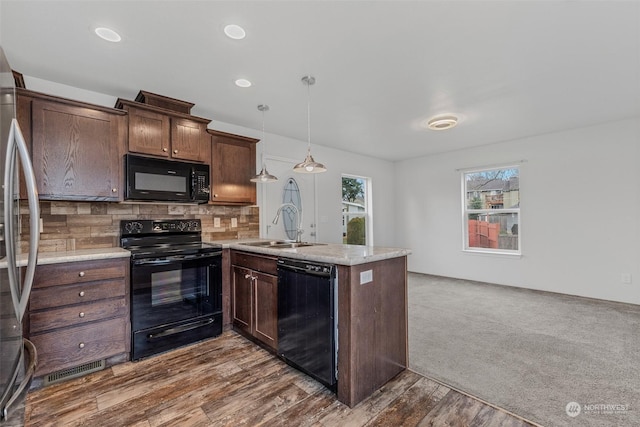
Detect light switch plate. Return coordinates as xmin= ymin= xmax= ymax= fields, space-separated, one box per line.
xmin=214 ymin=217 xmax=221 ymax=228
xmin=231 ymin=218 xmax=238 ymax=228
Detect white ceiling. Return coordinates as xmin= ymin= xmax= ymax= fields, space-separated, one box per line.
xmin=1 ymin=1 xmax=639 ymax=162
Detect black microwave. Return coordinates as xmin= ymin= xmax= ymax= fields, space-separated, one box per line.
xmin=125 ymin=154 xmax=210 ymax=203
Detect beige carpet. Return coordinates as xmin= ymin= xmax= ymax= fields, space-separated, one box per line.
xmin=407 ymin=273 xmax=640 ymax=427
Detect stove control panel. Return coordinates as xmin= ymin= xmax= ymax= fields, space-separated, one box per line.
xmin=120 ymin=219 xmax=202 ymax=236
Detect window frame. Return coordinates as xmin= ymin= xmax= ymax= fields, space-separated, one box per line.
xmin=461 ymin=165 xmax=521 ymax=256
xmin=341 ymin=174 xmax=373 ymax=246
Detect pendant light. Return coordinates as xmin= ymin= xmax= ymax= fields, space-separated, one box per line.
xmin=293 ymin=75 xmax=326 ymax=174
xmin=250 ymin=104 xmax=278 ymax=183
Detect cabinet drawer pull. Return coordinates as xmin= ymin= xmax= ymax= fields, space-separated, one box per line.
xmin=173 ymin=149 xmax=178 ymax=154
xmin=78 ymin=343 xmax=85 ymax=349
xmin=79 ymin=291 xmax=85 ymax=297
xmin=79 ymin=271 xmax=85 ymax=277
xmin=162 ymin=148 xmax=168 ymax=152
xmin=79 ymin=312 xmax=85 ymax=318
xmin=112 ymin=188 xmax=117 ymax=193
xmin=213 ymin=194 xmax=218 ymax=198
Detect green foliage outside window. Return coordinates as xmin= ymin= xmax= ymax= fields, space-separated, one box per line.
xmin=347 ymin=217 xmax=366 ymax=245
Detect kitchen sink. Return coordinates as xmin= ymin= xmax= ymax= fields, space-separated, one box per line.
xmin=239 ymin=240 xmax=324 ymax=249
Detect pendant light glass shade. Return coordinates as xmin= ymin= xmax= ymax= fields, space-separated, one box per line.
xmin=250 ymin=104 xmax=278 ymax=183
xmin=294 ymin=75 xmax=326 ymax=174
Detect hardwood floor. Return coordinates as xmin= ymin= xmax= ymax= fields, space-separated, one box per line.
xmin=24 ymin=331 xmax=539 ymax=427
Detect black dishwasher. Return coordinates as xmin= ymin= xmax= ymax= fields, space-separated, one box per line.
xmin=277 ymin=258 xmax=337 ymax=391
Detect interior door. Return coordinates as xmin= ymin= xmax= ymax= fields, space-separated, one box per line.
xmin=260 ymin=156 xmax=317 ymax=242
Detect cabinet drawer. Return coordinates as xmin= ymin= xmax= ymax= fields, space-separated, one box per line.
xmin=30 ymin=297 xmax=127 ymax=333
xmin=31 ymin=317 xmax=128 ymax=377
xmin=231 ymin=251 xmax=277 ymax=275
xmin=33 ymin=258 xmax=127 ymax=288
xmin=30 ymin=279 xmax=126 ymax=310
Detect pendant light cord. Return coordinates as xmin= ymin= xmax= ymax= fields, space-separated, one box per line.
xmin=261 ymin=106 xmax=266 ymax=167
xmin=307 ymin=78 xmax=311 ymax=154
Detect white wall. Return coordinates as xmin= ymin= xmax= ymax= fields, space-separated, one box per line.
xmin=23 ymin=77 xmax=398 ymax=248
xmin=396 ymin=117 xmax=640 ymax=305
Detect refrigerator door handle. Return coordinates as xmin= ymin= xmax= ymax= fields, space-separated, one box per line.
xmin=2 ymin=339 xmax=37 ymax=420
xmin=4 ymin=118 xmax=40 ymax=322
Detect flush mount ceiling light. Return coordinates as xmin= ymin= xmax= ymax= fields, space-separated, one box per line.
xmin=94 ymin=27 xmax=121 ymax=42
xmin=224 ymin=24 xmax=246 ymax=40
xmin=293 ymin=75 xmax=326 ymax=174
xmin=235 ymin=78 xmax=252 ymax=88
xmin=250 ymin=104 xmax=278 ymax=183
xmin=425 ymin=114 xmax=458 ymax=131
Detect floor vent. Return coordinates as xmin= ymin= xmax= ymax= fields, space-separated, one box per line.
xmin=44 ymin=360 xmax=105 ymax=386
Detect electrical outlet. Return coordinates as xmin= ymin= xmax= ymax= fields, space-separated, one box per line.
xmin=621 ymin=273 xmax=632 ymax=284
xmin=231 ymin=218 xmax=238 ymax=228
xmin=360 ymin=270 xmax=373 ymax=285
xmin=214 ymin=217 xmax=221 ymax=228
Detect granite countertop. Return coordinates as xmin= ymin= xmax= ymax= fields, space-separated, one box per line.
xmin=0 ymin=242 xmax=409 ymax=268
xmin=0 ymin=247 xmax=130 ymax=269
xmin=216 ymin=238 xmax=411 ymax=266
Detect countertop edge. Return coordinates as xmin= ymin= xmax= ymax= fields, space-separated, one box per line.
xmin=0 ymin=248 xmax=131 ymax=269
xmin=219 ymin=240 xmax=411 ymax=266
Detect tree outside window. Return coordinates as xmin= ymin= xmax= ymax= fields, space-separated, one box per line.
xmin=463 ymin=166 xmax=520 ymax=254
xmin=342 ymin=175 xmax=370 ymax=245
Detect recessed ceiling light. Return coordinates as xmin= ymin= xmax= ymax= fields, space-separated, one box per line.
xmin=224 ymin=24 xmax=246 ymax=40
xmin=425 ymin=114 xmax=458 ymax=131
xmin=235 ymin=78 xmax=252 ymax=88
xmin=94 ymin=27 xmax=121 ymax=43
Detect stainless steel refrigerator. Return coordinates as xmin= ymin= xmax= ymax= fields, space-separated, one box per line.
xmin=0 ymin=46 xmax=40 ymax=425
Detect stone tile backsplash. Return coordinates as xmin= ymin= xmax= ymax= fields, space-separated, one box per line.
xmin=20 ymin=201 xmax=259 ymax=252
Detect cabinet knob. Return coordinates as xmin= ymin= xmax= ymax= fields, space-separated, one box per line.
xmin=213 ymin=194 xmax=218 ymax=198
xmin=78 ymin=342 xmax=85 ymax=349
xmin=173 ymin=149 xmax=178 ymax=154
xmin=162 ymin=148 xmax=168 ymax=152
xmin=112 ymin=188 xmax=117 ymax=193
xmin=79 ymin=271 xmax=85 ymax=277
xmin=79 ymin=291 xmax=85 ymax=297
xmin=79 ymin=312 xmax=85 ymax=318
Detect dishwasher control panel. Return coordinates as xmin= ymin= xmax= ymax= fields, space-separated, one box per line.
xmin=277 ymin=258 xmax=335 ymax=277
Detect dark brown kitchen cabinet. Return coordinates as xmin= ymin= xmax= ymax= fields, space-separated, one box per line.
xmin=27 ymin=258 xmax=131 ymax=380
xmin=17 ymin=89 xmax=126 ymax=201
xmin=117 ymin=99 xmax=210 ymax=162
xmin=208 ymin=129 xmax=258 ymax=205
xmin=231 ymin=251 xmax=277 ymax=350
xmin=124 ymin=105 xmax=170 ymax=157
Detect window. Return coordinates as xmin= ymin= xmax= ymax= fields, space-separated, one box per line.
xmin=342 ymin=175 xmax=372 ymax=245
xmin=463 ymin=166 xmax=520 ymax=254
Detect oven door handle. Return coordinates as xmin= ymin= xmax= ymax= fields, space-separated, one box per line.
xmin=147 ymin=318 xmax=215 ymax=340
xmin=133 ymin=252 xmax=222 ymax=266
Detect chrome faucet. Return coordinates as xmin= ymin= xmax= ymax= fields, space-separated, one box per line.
xmin=272 ymin=203 xmax=303 ymax=242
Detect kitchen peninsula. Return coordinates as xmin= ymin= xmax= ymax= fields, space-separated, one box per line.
xmin=223 ymin=240 xmax=411 ymax=407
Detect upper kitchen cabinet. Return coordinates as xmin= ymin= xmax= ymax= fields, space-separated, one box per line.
xmin=116 ymin=91 xmax=211 ymax=163
xmin=208 ymin=129 xmax=258 ymax=205
xmin=17 ymin=89 xmax=126 ymax=201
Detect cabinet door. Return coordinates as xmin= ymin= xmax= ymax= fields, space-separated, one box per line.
xmin=253 ymin=271 xmax=278 ymax=350
xmin=232 ymin=266 xmax=252 ymax=334
xmin=210 ymin=132 xmax=257 ymax=204
xmin=127 ymin=106 xmax=170 ymax=157
xmin=31 ymin=100 xmax=122 ymax=201
xmin=171 ymin=118 xmax=205 ymax=162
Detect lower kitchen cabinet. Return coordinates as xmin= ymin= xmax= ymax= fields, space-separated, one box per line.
xmin=28 ymin=258 xmax=130 ymax=380
xmin=231 ymin=251 xmax=277 ymax=350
